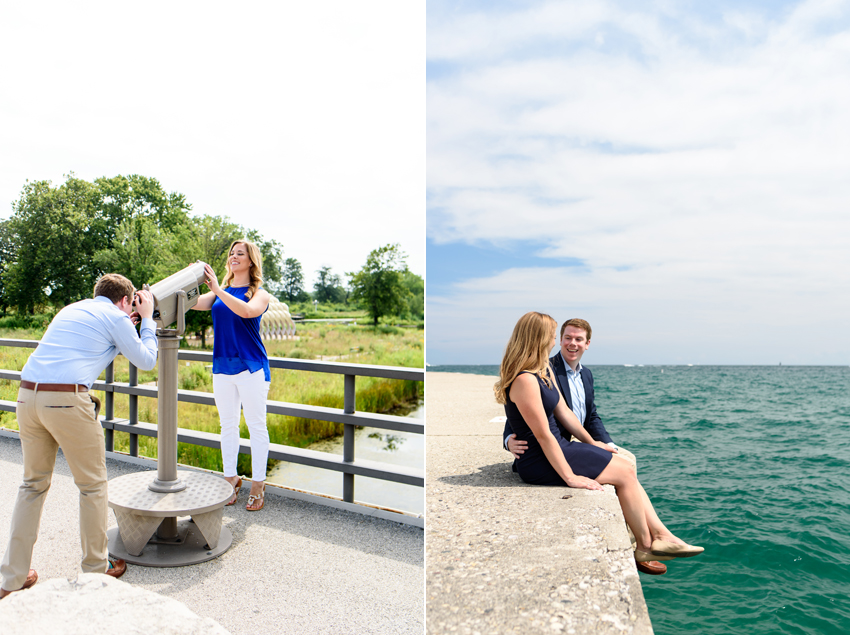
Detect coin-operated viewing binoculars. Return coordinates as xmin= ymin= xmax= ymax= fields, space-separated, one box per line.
xmin=108 ymin=262 xmax=234 ymax=567
xmin=140 ymin=262 xmax=207 ymax=333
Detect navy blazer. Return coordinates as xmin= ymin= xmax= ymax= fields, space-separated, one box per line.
xmin=503 ymin=353 xmax=614 ymax=445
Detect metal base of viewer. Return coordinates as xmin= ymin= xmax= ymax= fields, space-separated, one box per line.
xmin=107 ymin=522 xmax=232 ymax=567
xmin=107 ymin=469 xmax=234 ymax=567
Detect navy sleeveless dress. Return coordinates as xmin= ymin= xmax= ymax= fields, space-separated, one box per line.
xmin=505 ymin=371 xmax=612 ymax=483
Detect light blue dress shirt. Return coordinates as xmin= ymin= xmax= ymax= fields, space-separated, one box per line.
xmin=559 ymin=352 xmax=617 ymax=449
xmin=560 ymin=352 xmax=586 ymax=425
xmin=21 ymin=296 xmax=158 ymax=387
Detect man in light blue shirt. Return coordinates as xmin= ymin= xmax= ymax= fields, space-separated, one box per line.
xmin=1 ymin=274 xmax=157 ymax=598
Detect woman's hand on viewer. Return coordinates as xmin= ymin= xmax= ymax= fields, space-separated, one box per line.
xmin=203 ymin=263 xmax=222 ymax=294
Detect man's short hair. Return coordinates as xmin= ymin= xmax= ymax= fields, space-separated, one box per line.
xmin=560 ymin=318 xmax=592 ymax=341
xmin=93 ymin=274 xmax=135 ymax=304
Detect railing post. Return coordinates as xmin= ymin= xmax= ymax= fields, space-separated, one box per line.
xmin=129 ymin=363 xmax=139 ymax=457
xmin=103 ymin=361 xmax=114 ymax=452
xmin=343 ymin=374 xmax=355 ymax=503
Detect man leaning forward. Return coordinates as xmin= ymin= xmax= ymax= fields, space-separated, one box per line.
xmin=0 ymin=274 xmax=158 ymax=598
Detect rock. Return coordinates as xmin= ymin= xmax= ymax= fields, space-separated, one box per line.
xmin=0 ymin=573 xmax=230 ymax=635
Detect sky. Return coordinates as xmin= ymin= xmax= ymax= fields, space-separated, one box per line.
xmin=0 ymin=1 xmax=424 ymax=287
xmin=426 ymin=0 xmax=850 ymax=366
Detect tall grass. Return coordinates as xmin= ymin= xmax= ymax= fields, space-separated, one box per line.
xmin=0 ymin=322 xmax=424 ymax=478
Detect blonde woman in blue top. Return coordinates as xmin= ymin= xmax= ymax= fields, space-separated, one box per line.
xmin=193 ymin=240 xmax=271 ymax=511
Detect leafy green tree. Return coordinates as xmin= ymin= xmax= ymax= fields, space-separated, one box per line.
xmin=4 ymin=176 xmax=102 ymax=313
xmin=2 ymin=173 xmax=193 ymax=314
xmin=245 ymin=230 xmax=284 ymax=294
xmin=281 ymin=257 xmax=306 ymax=302
xmin=0 ymin=174 xmax=284 ymax=334
xmin=400 ymin=270 xmax=424 ymax=321
xmin=313 ymin=266 xmax=346 ymax=303
xmin=348 ymin=244 xmax=411 ymax=326
xmin=94 ymin=174 xmax=191 ymax=242
xmin=93 ymin=216 xmax=176 ymax=289
xmin=0 ymin=219 xmax=15 ymax=315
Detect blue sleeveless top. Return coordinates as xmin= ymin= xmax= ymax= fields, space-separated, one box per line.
xmin=211 ymin=286 xmax=270 ymax=381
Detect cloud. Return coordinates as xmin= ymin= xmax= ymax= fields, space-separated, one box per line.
xmin=427 ymin=0 xmax=850 ymax=364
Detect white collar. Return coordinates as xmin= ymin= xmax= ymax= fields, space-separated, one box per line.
xmin=559 ymin=352 xmax=582 ymax=375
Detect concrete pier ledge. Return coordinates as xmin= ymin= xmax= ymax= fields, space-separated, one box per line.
xmin=426 ymin=372 xmax=653 ymax=634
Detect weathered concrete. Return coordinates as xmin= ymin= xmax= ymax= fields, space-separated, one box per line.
xmin=0 ymin=433 xmax=423 ymax=635
xmin=426 ymin=372 xmax=653 ymax=635
xmin=0 ymin=573 xmax=231 ymax=635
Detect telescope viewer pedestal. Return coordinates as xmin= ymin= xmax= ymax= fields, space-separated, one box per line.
xmin=107 ymin=470 xmax=233 ymax=566
xmin=107 ymin=309 xmax=234 ymax=566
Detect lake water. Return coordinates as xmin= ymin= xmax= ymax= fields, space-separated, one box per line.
xmin=267 ymin=403 xmax=424 ymax=515
xmin=429 ymin=365 xmax=850 ymax=635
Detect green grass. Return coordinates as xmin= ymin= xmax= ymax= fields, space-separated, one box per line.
xmin=0 ymin=322 xmax=424 ymax=478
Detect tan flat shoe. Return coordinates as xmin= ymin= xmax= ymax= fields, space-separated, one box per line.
xmin=635 ymin=549 xmax=674 ymax=563
xmin=246 ymin=482 xmax=265 ymax=512
xmin=651 ymin=539 xmax=704 ymax=558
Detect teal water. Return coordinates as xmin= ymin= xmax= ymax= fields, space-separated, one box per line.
xmin=429 ymin=365 xmax=850 ymax=634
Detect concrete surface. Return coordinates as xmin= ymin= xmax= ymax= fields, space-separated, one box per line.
xmin=426 ymin=372 xmax=653 ymax=635
xmin=0 ymin=573 xmax=231 ymax=635
xmin=0 ymin=433 xmax=423 ymax=635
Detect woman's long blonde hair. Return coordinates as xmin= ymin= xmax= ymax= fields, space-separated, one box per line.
xmin=494 ymin=311 xmax=558 ymax=404
xmin=221 ymin=239 xmax=264 ymax=300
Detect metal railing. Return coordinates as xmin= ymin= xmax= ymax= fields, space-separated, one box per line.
xmin=0 ymin=338 xmax=424 ymax=513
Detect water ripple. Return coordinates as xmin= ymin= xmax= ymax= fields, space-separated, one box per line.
xmin=594 ymin=365 xmax=850 ymax=635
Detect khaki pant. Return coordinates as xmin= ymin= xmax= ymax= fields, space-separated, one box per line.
xmin=0 ymin=388 xmax=108 ymax=592
xmin=613 ymin=446 xmax=637 ymax=471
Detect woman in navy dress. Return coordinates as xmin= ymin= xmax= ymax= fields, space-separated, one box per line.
xmin=193 ymin=240 xmax=271 ymax=511
xmin=495 ymin=312 xmax=704 ymax=567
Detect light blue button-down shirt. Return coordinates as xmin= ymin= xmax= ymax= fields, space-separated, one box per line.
xmin=560 ymin=352 xmax=586 ymax=425
xmin=21 ymin=296 xmax=158 ymax=387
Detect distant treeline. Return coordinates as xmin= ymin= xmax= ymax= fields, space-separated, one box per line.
xmin=0 ymin=173 xmax=423 ymax=328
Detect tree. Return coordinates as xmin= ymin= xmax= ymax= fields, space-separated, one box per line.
xmin=93 ymin=216 xmax=176 ymax=289
xmin=0 ymin=219 xmax=15 ymax=315
xmin=4 ymin=176 xmax=102 ymax=313
xmin=400 ymin=270 xmax=424 ymax=321
xmin=313 ymin=266 xmax=346 ymax=304
xmin=348 ymin=244 xmax=411 ymax=326
xmin=94 ymin=174 xmax=191 ymax=242
xmin=2 ymin=173 xmax=193 ymax=314
xmin=245 ymin=230 xmax=284 ymax=295
xmin=281 ymin=258 xmax=306 ymax=302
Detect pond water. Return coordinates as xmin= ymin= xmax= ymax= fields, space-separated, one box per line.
xmin=266 ymin=402 xmax=424 ymax=515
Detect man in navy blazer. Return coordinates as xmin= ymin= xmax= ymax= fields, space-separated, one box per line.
xmin=503 ymin=318 xmax=635 ymax=467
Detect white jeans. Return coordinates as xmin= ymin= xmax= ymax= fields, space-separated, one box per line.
xmin=213 ymin=369 xmax=271 ymax=481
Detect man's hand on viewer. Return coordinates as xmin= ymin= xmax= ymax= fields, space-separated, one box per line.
xmin=133 ymin=289 xmax=155 ymax=320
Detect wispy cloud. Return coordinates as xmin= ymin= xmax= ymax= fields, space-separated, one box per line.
xmin=427 ymin=0 xmax=850 ymax=364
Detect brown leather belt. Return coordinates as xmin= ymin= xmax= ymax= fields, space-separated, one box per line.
xmin=20 ymin=380 xmax=88 ymax=393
